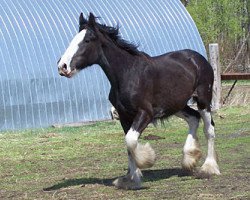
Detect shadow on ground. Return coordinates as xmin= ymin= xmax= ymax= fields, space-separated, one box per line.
xmin=43 ymin=168 xmax=190 ymax=191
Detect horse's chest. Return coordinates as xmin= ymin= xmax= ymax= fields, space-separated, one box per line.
xmin=109 ymin=89 xmax=136 ymax=112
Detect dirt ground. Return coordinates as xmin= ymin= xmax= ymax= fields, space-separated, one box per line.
xmin=0 ymin=84 xmax=249 ymax=200
xmin=42 ymin=128 xmax=250 ymax=200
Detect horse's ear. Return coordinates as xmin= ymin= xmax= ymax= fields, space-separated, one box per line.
xmin=79 ymin=13 xmax=87 ymax=25
xmin=79 ymin=13 xmax=87 ymax=31
xmin=88 ymin=12 xmax=96 ymax=29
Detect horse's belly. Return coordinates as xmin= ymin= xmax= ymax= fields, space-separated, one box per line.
xmin=152 ymin=89 xmax=192 ymax=118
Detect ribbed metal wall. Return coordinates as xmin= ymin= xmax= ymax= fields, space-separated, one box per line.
xmin=0 ymin=0 xmax=206 ymax=130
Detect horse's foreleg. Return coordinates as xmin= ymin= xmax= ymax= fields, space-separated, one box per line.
xmin=199 ymin=109 xmax=220 ymax=177
xmin=176 ymin=106 xmax=202 ymax=172
xmin=113 ymin=109 xmax=155 ymax=190
xmin=113 ymin=150 xmax=143 ymax=190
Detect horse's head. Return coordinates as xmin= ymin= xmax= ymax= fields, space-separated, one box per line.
xmin=58 ymin=13 xmax=101 ymax=78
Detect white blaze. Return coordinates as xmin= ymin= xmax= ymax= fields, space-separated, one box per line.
xmin=58 ymin=29 xmax=87 ymax=72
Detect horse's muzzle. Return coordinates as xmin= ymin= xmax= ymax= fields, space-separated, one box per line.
xmin=58 ymin=64 xmax=76 ymax=78
xmin=58 ymin=63 xmax=69 ymax=77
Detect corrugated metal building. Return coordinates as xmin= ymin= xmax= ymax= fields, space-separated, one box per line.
xmin=0 ymin=0 xmax=206 ymax=130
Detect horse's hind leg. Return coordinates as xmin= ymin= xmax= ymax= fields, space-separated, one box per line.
xmin=175 ymin=106 xmax=202 ymax=172
xmin=198 ymin=109 xmax=221 ymax=176
xmin=196 ymin=86 xmax=221 ymax=176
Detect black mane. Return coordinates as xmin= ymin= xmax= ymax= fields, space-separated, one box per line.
xmin=96 ymin=21 xmax=142 ymax=56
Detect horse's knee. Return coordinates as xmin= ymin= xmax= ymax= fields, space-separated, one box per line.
xmin=199 ymin=109 xmax=215 ymax=139
xmin=125 ymin=128 xmax=140 ymax=150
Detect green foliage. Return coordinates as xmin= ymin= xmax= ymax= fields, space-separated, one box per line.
xmin=186 ymin=0 xmax=249 ymax=66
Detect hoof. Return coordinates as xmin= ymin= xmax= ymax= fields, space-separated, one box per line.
xmin=197 ymin=160 xmax=221 ymax=178
xmin=113 ymin=175 xmax=141 ymax=190
xmin=182 ymin=148 xmax=202 ymax=171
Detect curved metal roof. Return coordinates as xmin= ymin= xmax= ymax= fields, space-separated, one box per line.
xmin=0 ymin=0 xmax=206 ymax=130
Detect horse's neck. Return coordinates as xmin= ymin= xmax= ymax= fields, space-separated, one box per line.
xmin=99 ymin=45 xmax=137 ymax=87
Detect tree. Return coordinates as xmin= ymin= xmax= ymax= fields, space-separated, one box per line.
xmin=186 ymin=0 xmax=249 ymax=71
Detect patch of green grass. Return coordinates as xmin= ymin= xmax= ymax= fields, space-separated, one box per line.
xmin=0 ymin=105 xmax=249 ymax=199
xmin=222 ymin=80 xmax=250 ymax=86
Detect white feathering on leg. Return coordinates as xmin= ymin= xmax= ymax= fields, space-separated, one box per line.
xmin=133 ymin=143 xmax=156 ymax=169
xmin=125 ymin=128 xmax=156 ymax=169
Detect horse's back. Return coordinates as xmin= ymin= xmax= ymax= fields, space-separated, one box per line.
xmin=158 ymin=49 xmax=214 ymax=110
xmin=151 ymin=49 xmax=214 ymax=87
xmin=144 ymin=49 xmax=214 ymax=112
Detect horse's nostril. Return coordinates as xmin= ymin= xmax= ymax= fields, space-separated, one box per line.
xmin=58 ymin=63 xmax=68 ymax=76
xmin=62 ymin=63 xmax=67 ymax=70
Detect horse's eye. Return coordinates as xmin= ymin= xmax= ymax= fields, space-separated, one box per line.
xmin=85 ymin=39 xmax=90 ymax=43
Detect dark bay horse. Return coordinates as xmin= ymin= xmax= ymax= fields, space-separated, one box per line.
xmin=58 ymin=13 xmax=220 ymax=190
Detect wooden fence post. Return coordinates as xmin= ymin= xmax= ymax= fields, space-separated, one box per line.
xmin=209 ymin=43 xmax=221 ymax=111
